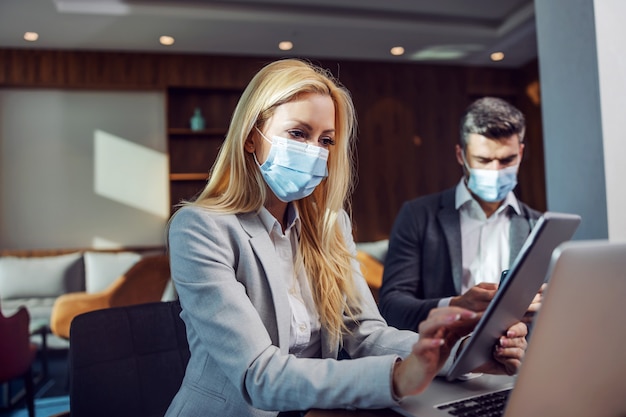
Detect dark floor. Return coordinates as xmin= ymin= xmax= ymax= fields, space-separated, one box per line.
xmin=37 ymin=348 xmax=70 ymax=398
xmin=0 ymin=347 xmax=69 ymax=415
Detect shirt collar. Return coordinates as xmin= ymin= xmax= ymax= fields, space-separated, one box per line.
xmin=454 ymin=178 xmax=521 ymax=216
xmin=258 ymin=203 xmax=301 ymax=236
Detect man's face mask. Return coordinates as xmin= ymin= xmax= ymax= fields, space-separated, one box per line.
xmin=463 ymin=152 xmax=518 ymax=203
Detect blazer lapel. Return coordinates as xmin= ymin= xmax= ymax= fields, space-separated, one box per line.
xmin=509 ymin=213 xmax=532 ymax=264
xmin=438 ymin=190 xmax=463 ymax=294
xmin=239 ymin=213 xmax=291 ymax=354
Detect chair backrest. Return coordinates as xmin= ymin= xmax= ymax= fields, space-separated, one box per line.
xmin=0 ymin=305 xmax=36 ymax=381
xmin=68 ymin=300 xmax=190 ymax=417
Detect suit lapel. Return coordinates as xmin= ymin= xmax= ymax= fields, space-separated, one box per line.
xmin=438 ymin=189 xmax=463 ymax=294
xmin=238 ymin=212 xmax=291 ymax=354
xmin=509 ymin=213 xmax=531 ymax=264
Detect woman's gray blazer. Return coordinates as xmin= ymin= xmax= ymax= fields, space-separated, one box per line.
xmin=165 ymin=206 xmax=450 ymax=417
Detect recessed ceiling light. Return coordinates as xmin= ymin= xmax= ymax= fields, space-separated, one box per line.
xmin=410 ymin=44 xmax=482 ymax=61
xmin=490 ymin=52 xmax=505 ymax=62
xmin=24 ymin=32 xmax=39 ymax=42
xmin=390 ymin=46 xmax=405 ymax=56
xmin=159 ymin=35 xmax=175 ymax=46
xmin=278 ymin=41 xmax=293 ymax=51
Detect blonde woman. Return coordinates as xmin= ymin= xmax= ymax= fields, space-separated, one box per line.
xmin=165 ymin=59 xmax=527 ymax=417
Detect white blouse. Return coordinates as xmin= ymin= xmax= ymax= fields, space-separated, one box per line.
xmin=258 ymin=204 xmax=322 ymax=358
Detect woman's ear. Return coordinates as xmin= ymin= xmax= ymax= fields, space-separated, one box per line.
xmin=244 ymin=136 xmax=255 ymax=154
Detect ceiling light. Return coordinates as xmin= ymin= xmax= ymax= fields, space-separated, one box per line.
xmin=490 ymin=52 xmax=505 ymax=62
xmin=410 ymin=44 xmax=482 ymax=61
xmin=24 ymin=32 xmax=39 ymax=42
xmin=278 ymin=41 xmax=293 ymax=51
xmin=159 ymin=36 xmax=175 ymax=46
xmin=390 ymin=46 xmax=405 ymax=56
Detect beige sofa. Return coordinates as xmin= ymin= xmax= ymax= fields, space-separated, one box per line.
xmin=0 ymin=241 xmax=387 ymax=349
xmin=0 ymin=246 xmax=169 ymax=349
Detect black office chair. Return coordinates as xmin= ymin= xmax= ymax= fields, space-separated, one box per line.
xmin=67 ymin=300 xmax=190 ymax=417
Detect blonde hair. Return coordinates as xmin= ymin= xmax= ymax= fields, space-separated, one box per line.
xmin=186 ymin=59 xmax=361 ymax=345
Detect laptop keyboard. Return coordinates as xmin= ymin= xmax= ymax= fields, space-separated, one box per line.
xmin=435 ymin=388 xmax=512 ymax=417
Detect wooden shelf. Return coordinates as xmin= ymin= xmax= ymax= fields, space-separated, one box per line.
xmin=170 ymin=173 xmax=208 ymax=181
xmin=167 ymin=86 xmax=243 ymax=213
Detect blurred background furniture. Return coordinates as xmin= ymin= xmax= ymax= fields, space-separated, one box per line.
xmin=63 ymin=300 xmax=189 ymax=417
xmin=356 ymin=251 xmax=384 ymax=304
xmin=0 ymin=246 xmax=167 ymax=350
xmin=49 ymin=254 xmax=172 ymax=340
xmin=355 ymin=240 xmax=388 ymax=303
xmin=0 ymin=303 xmax=38 ymax=417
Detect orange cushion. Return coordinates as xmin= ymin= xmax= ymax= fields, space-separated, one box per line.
xmin=356 ymin=251 xmax=384 ymax=303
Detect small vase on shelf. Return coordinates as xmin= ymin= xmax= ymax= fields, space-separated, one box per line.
xmin=190 ymin=107 xmax=205 ymax=131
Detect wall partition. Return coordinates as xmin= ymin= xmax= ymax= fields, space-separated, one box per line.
xmin=0 ymin=89 xmax=167 ymax=250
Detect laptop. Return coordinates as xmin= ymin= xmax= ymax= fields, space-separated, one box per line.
xmin=395 ymin=240 xmax=626 ymax=417
xmin=447 ymin=211 xmax=581 ymax=380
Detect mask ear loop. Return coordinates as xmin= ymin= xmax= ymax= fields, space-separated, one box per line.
xmin=254 ymin=126 xmax=273 ymax=144
xmin=252 ymin=151 xmax=262 ymax=167
xmin=252 ymin=126 xmax=273 ymax=167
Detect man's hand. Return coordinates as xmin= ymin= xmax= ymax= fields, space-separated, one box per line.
xmin=472 ymin=321 xmax=528 ymax=376
xmin=522 ymin=283 xmax=547 ymax=324
xmin=450 ymin=282 xmax=498 ymax=312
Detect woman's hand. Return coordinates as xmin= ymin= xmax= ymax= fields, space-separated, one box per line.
xmin=472 ymin=321 xmax=528 ymax=376
xmin=392 ymin=307 xmax=478 ymax=398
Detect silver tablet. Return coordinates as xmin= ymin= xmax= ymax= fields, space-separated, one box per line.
xmin=446 ymin=212 xmax=581 ymax=381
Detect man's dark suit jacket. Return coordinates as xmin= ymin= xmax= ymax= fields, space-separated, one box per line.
xmin=379 ymin=187 xmax=542 ymax=331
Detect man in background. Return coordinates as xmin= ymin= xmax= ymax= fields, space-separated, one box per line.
xmin=379 ymin=97 xmax=542 ymax=330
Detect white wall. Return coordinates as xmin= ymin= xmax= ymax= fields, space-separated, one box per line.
xmin=0 ymin=90 xmax=168 ymax=250
xmin=594 ymin=0 xmax=626 ymax=241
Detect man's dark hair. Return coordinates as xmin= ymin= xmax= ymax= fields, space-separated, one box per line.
xmin=459 ymin=97 xmax=525 ymax=149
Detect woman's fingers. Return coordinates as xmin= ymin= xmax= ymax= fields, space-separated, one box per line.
xmin=417 ymin=307 xmax=477 ymax=337
xmin=394 ymin=336 xmax=448 ymax=398
xmin=394 ymin=307 xmax=480 ymax=398
xmin=412 ymin=336 xmax=445 ymax=356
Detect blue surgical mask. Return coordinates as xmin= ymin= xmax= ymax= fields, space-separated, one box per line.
xmin=466 ymin=165 xmax=518 ymax=203
xmin=254 ymin=129 xmax=329 ymax=202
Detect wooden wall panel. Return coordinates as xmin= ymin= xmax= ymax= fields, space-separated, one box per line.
xmin=316 ymin=59 xmax=545 ymax=240
xmin=0 ymin=48 xmax=545 ymax=241
xmin=0 ymin=49 xmax=264 ymax=88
